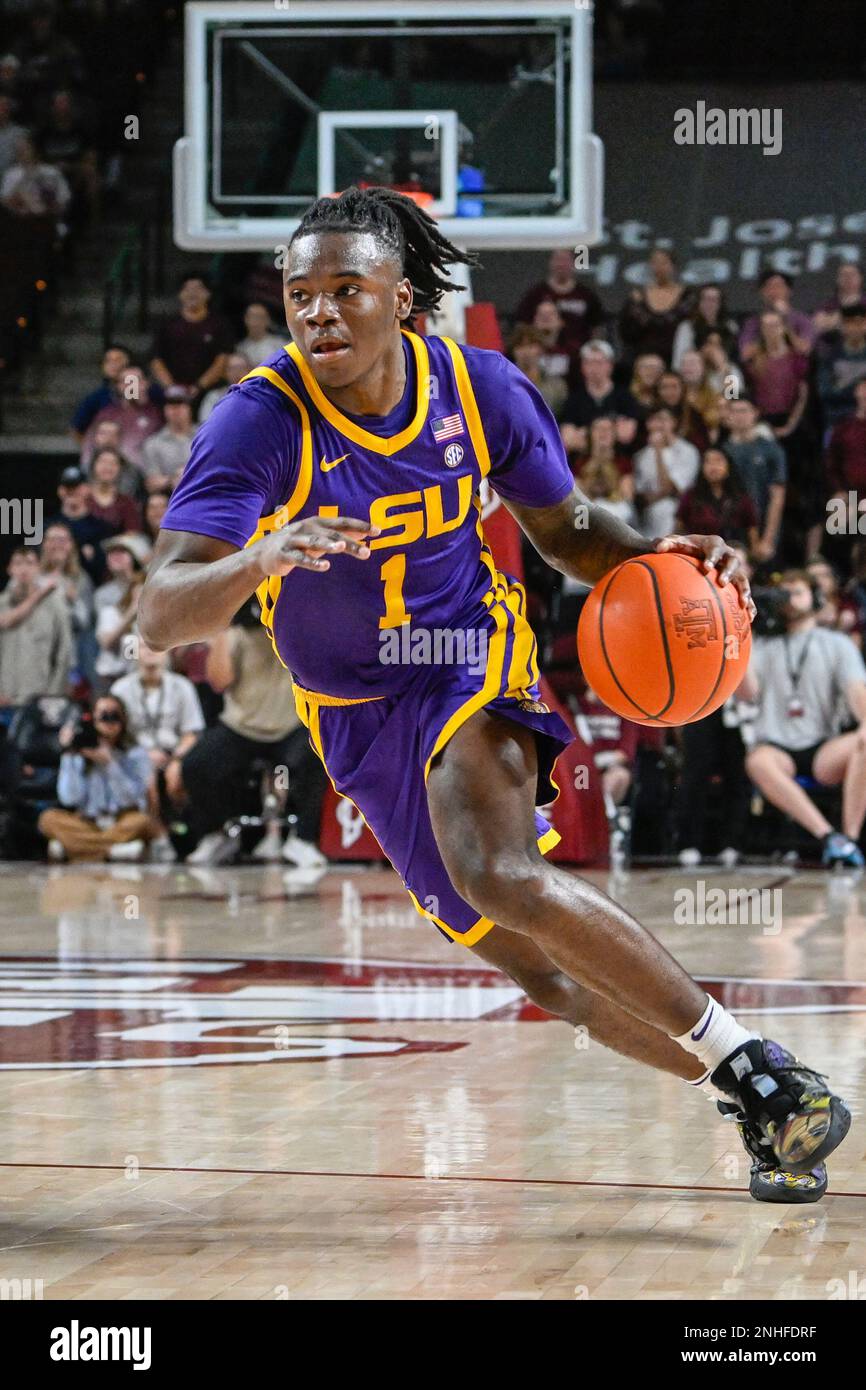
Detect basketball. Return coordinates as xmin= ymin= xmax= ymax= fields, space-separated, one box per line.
xmin=577 ymin=552 xmax=752 ymax=727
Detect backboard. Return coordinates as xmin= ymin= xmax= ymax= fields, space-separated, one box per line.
xmin=174 ymin=0 xmax=603 ymax=251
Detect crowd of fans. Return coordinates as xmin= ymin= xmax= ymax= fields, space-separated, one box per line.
xmin=2 ymin=243 xmax=866 ymax=869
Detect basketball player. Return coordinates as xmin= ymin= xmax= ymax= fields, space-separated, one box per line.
xmin=141 ymin=189 xmax=848 ymax=1204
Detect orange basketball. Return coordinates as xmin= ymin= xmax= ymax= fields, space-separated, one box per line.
xmin=576 ymin=552 xmax=752 ymax=727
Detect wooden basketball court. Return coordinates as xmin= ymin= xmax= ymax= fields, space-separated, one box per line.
xmin=0 ymin=860 xmax=864 ymax=1301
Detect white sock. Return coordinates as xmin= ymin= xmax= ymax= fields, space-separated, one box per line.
xmin=672 ymin=994 xmax=760 ymax=1086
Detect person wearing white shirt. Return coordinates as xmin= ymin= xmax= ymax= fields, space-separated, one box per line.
xmin=633 ymin=407 xmax=700 ymax=538
xmin=234 ymin=302 xmax=286 ymax=367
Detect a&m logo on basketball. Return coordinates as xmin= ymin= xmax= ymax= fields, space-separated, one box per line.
xmin=673 ymin=597 xmax=719 ymax=649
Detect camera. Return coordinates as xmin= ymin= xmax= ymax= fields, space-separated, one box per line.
xmin=751 ymin=586 xmax=790 ymax=637
xmin=68 ymin=710 xmax=99 ymax=752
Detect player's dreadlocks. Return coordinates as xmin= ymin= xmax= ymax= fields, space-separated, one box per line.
xmin=289 ymin=186 xmax=480 ymax=318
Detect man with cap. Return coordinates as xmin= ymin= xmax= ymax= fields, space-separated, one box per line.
xmin=140 ymin=388 xmax=196 ymax=493
xmin=44 ymin=466 xmax=114 ymax=584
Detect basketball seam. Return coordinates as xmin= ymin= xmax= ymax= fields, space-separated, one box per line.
xmin=597 ymin=561 xmax=674 ymax=724
xmin=688 ymin=560 xmax=732 ymax=721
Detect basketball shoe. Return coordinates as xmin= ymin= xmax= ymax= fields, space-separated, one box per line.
xmin=717 ymin=1100 xmax=828 ymax=1204
xmin=711 ymin=1038 xmax=850 ymax=1175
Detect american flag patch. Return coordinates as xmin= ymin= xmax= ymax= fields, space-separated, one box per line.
xmin=431 ymin=412 xmax=465 ymax=442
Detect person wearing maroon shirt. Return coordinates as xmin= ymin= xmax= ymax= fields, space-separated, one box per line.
xmin=86 ymin=447 xmax=143 ymax=535
xmin=149 ymin=272 xmax=234 ymax=397
xmin=570 ymin=681 xmax=641 ymax=863
xmin=515 ymin=249 xmax=605 ymax=350
xmin=676 ymin=447 xmax=760 ymax=551
xmin=825 ymin=377 xmax=866 ymax=497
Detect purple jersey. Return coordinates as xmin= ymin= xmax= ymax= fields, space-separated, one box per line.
xmin=162 ymin=330 xmax=574 ymax=698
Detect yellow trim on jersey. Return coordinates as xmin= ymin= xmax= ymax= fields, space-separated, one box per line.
xmin=285 ymin=329 xmax=431 ymax=456
xmin=406 ymin=822 xmax=561 ymax=946
xmin=441 ymin=335 xmax=491 ymax=478
xmin=503 ymin=583 xmax=538 ymax=702
xmin=422 ymin=597 xmax=509 ymax=783
xmin=291 ymin=681 xmax=384 ymax=709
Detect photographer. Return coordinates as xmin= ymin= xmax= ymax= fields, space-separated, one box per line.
xmin=37 ymin=694 xmax=154 ymax=862
xmin=740 ymin=571 xmax=866 ymax=867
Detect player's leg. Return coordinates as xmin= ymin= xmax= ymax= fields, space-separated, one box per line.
xmin=427 ymin=708 xmax=850 ymax=1172
xmin=744 ymin=743 xmax=831 ymax=837
xmin=470 ymin=921 xmax=703 ymax=1080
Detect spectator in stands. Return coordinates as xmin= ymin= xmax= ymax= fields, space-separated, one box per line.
xmin=738 ymin=270 xmax=815 ymax=363
xmin=45 ymin=466 xmax=114 ymax=584
xmin=824 ymin=376 xmax=866 ymax=504
xmin=140 ymin=387 xmax=195 ymax=492
xmin=629 ymin=352 xmax=666 ymax=411
xmin=845 ymin=541 xmax=866 ymax=631
xmin=93 ymin=537 xmax=149 ymax=694
xmin=817 ymin=304 xmax=866 ymax=430
xmin=39 ymin=520 xmax=95 ymax=685
xmin=198 ymin=352 xmax=250 ymax=423
xmin=0 ymin=546 xmax=71 ymax=707
xmin=0 ymin=55 xmax=22 ymax=107
xmin=143 ymin=492 xmax=170 ymax=547
xmin=0 ymin=93 xmax=26 ymax=180
xmin=573 ymin=416 xmax=635 ymax=528
xmin=80 ymin=418 xmax=138 ymax=495
xmin=111 ymin=642 xmax=205 ymax=863
xmin=697 ymin=328 xmax=745 ymax=404
xmin=235 ymin=301 xmax=285 ymax=367
xmin=740 ymin=570 xmax=866 ymax=868
xmin=13 ymin=5 xmax=86 ymax=109
xmin=81 ymin=365 xmax=162 ymax=471
xmin=656 ymin=368 xmax=709 ymax=451
xmin=94 ymin=533 xmax=150 ymax=614
xmin=676 ymin=448 xmax=759 ymax=549
xmin=571 ymin=680 xmax=640 ymax=862
xmin=632 ymin=406 xmax=700 ymax=538
xmin=38 ymin=694 xmax=154 ymax=864
xmin=149 ymin=272 xmax=234 ymax=397
xmin=671 ymin=283 xmax=737 ymax=368
xmin=37 ymin=89 xmax=98 ymax=225
xmin=0 ymin=132 xmax=70 ymax=221
xmin=618 ymin=248 xmax=691 ymax=365
xmin=515 ymin=249 xmax=605 ymax=350
xmin=723 ymin=397 xmax=787 ymax=564
xmin=806 ymin=557 xmax=862 ymax=646
xmin=746 ymin=310 xmax=810 ymax=443
xmin=71 ymin=343 xmax=132 ymax=440
xmin=182 ymin=600 xmax=327 ymax=868
xmin=560 ymin=340 xmax=642 ymax=455
xmin=530 ymin=299 xmax=576 ymax=388
xmin=813 ymin=262 xmax=866 ymax=339
xmin=509 ymin=324 xmax=568 ymax=418
xmin=86 ymin=447 xmax=143 ymax=535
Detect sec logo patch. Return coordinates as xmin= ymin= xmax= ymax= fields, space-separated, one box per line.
xmin=443 ymin=442 xmax=464 ymax=468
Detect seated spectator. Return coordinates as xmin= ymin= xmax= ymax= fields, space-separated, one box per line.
xmin=37 ymin=694 xmax=155 ymax=863
xmin=0 ymin=546 xmax=71 ymax=708
xmin=0 ymin=132 xmax=70 ymax=222
xmin=824 ymin=376 xmax=866 ymax=507
xmin=570 ymin=681 xmax=640 ymax=862
xmin=0 ymin=93 xmax=26 ymax=181
xmin=816 ymin=304 xmax=866 ymax=430
xmin=149 ymin=271 xmax=234 ymax=396
xmin=86 ymin=447 xmax=143 ymax=535
xmin=140 ymin=387 xmax=195 ymax=492
xmin=94 ymin=532 xmax=151 ymax=613
xmin=143 ymin=491 xmax=170 ymax=547
xmin=560 ymin=340 xmax=642 ymax=455
xmin=509 ymin=324 xmax=568 ymax=418
xmin=671 ymin=283 xmax=738 ymax=368
xmin=618 ymin=248 xmax=692 ymax=365
xmin=632 ymin=406 xmax=700 ymax=538
xmin=182 ymin=600 xmax=327 ymax=868
xmin=94 ymin=540 xmax=149 ymax=693
xmin=676 ymin=448 xmax=760 ymax=549
xmin=745 ymin=310 xmax=810 ymax=439
xmin=629 ymin=352 xmax=666 ymax=411
xmin=71 ymin=343 xmax=132 ymax=441
xmin=514 ymin=249 xmax=605 ymax=350
xmin=37 ymin=88 xmax=98 ymax=225
xmin=43 ymin=466 xmax=114 ymax=584
xmin=573 ymin=416 xmax=635 ymax=527
xmin=80 ymin=418 xmax=139 ymax=495
xmin=81 ymin=365 xmax=163 ymax=472
xmin=39 ymin=521 xmax=95 ymax=685
xmin=740 ymin=571 xmax=866 ymax=868
xmin=656 ymin=368 xmax=710 ymax=451
xmin=813 ymin=262 xmax=866 ymax=340
xmin=806 ymin=557 xmax=863 ymax=646
xmin=111 ymin=642 xmax=205 ymax=862
xmin=198 ymin=352 xmax=251 ymax=423
xmin=723 ymin=398 xmax=787 ymax=565
xmin=235 ymin=301 xmax=286 ymax=366
xmin=738 ymin=270 xmax=815 ymax=363
xmin=530 ymin=299 xmax=576 ymax=387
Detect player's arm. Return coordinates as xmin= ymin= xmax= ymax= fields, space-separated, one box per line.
xmin=139 ymin=517 xmax=378 ymax=652
xmin=505 ymin=484 xmax=756 ymax=616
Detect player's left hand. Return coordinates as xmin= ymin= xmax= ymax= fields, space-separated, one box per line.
xmin=655 ymin=533 xmax=756 ymax=622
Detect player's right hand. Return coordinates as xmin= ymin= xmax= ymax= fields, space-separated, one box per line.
xmin=252 ymin=516 xmax=381 ymax=578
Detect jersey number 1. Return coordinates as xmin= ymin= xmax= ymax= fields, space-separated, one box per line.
xmin=379 ymin=554 xmax=410 ymax=628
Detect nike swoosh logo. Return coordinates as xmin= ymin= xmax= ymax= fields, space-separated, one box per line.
xmin=320 ymin=453 xmax=350 ymax=472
